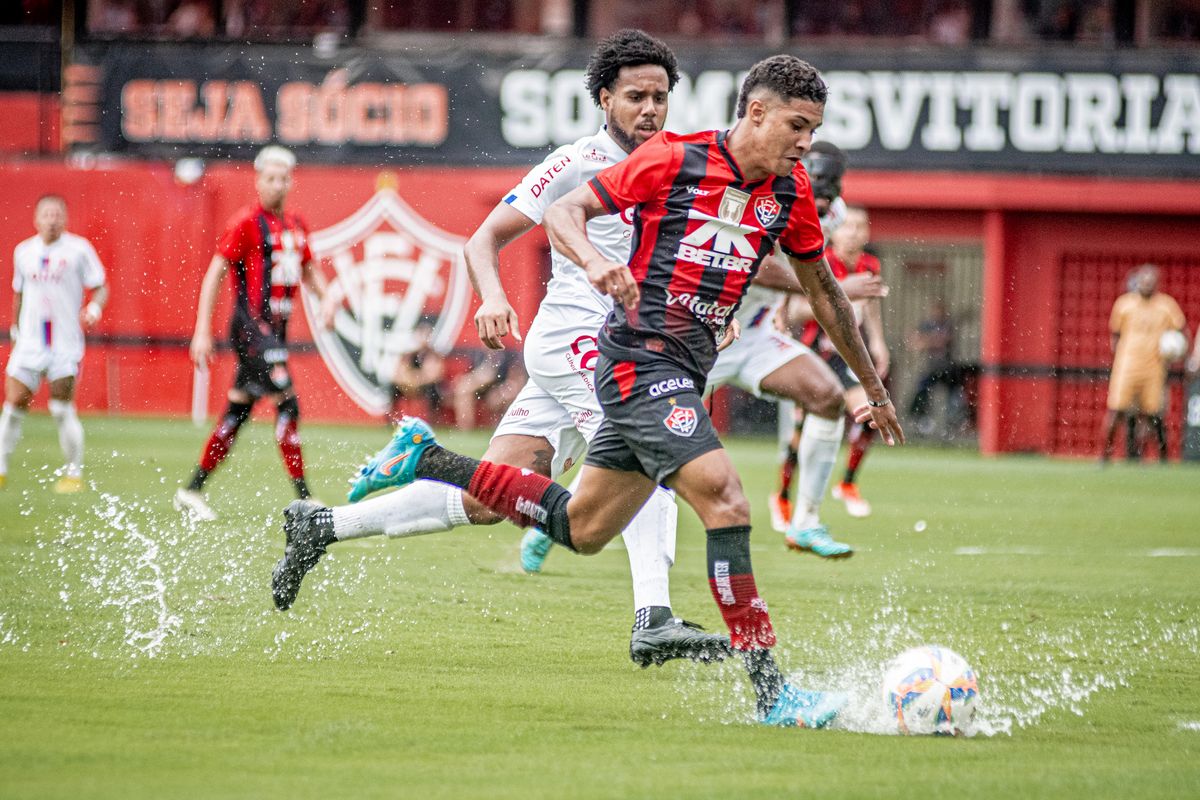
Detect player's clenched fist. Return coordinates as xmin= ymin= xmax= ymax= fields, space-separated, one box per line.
xmin=475 ymin=296 xmax=522 ymax=350
xmin=585 ymin=259 xmax=640 ymax=309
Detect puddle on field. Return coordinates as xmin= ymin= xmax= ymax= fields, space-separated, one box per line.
xmin=4 ymin=476 xmax=1197 ymax=738
xmin=671 ymin=574 xmax=1199 ymax=736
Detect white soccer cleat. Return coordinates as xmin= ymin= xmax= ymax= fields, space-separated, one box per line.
xmin=832 ymin=482 xmax=872 ymax=518
xmin=174 ymin=488 xmax=217 ymax=522
xmin=767 ymin=493 xmax=792 ymax=534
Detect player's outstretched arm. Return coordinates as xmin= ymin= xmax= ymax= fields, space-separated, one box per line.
xmin=464 ymin=203 xmax=537 ymax=349
xmin=794 ymin=255 xmax=904 ymax=445
xmin=543 ymin=185 xmax=639 ymax=310
xmin=191 ymin=254 xmax=230 ymax=367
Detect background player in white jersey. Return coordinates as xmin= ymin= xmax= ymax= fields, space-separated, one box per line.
xmin=707 ymin=141 xmax=880 ymax=558
xmin=271 ymin=30 xmax=731 ymax=667
xmin=1 ymin=195 xmax=108 ymax=493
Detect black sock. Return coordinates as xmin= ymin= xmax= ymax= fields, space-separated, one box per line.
xmin=187 ymin=467 xmax=210 ymax=492
xmin=1151 ymin=416 xmax=1168 ymax=460
xmin=742 ymin=648 xmax=785 ymax=718
xmin=539 ymin=482 xmax=575 ymax=550
xmin=1126 ymin=414 xmax=1140 ymax=460
xmin=414 ymin=445 xmax=479 ymax=489
xmin=292 ymin=477 xmax=311 ymax=499
xmin=633 ymin=605 xmax=673 ymax=631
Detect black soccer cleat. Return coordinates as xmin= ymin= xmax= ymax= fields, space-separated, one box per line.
xmin=271 ymin=499 xmax=335 ymax=611
xmin=629 ymin=618 xmax=734 ymax=668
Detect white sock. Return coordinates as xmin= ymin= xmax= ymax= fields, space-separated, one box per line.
xmin=621 ymin=485 xmax=677 ymax=613
xmin=48 ymin=400 xmax=84 ymax=478
xmin=792 ymin=413 xmax=844 ymax=530
xmin=332 ymin=480 xmax=470 ymax=540
xmin=0 ymin=403 xmax=27 ymax=475
xmin=776 ymin=399 xmax=797 ymax=450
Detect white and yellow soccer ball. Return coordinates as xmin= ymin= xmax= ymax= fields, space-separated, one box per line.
xmin=881 ymin=645 xmax=979 ymax=736
xmin=1160 ymin=329 xmax=1188 ymax=362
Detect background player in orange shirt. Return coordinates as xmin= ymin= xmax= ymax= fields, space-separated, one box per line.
xmin=1100 ymin=263 xmax=1187 ymax=463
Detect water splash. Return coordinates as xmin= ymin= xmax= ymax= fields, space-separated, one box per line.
xmin=671 ymin=574 xmax=1199 ymax=737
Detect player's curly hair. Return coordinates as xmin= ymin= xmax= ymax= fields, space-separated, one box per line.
xmin=735 ymin=55 xmax=827 ymax=118
xmin=584 ymin=29 xmax=680 ymax=108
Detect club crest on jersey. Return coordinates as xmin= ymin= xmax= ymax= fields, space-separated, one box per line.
xmin=663 ymin=402 xmax=698 ymax=438
xmin=754 ymin=195 xmax=781 ymax=227
xmin=306 ymin=181 xmax=470 ymax=415
xmin=718 ymin=187 xmax=751 ymax=224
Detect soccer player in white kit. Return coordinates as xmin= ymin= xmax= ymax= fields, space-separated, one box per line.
xmin=1 ymin=195 xmax=108 ymax=493
xmin=271 ymin=30 xmax=731 ymax=667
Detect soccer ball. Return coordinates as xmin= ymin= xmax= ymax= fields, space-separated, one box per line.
xmin=881 ymin=645 xmax=979 ymax=736
xmin=1160 ymin=330 xmax=1188 ymax=361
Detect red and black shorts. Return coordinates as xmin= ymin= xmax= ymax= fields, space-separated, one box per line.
xmin=584 ymin=353 xmax=722 ymax=485
xmin=231 ymin=321 xmax=293 ymax=400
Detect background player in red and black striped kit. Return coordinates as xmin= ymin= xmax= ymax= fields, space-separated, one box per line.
xmin=344 ymin=56 xmax=903 ymax=726
xmin=174 ymin=146 xmax=330 ymax=522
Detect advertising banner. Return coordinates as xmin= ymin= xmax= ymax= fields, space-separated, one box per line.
xmin=70 ymin=41 xmax=1200 ymax=176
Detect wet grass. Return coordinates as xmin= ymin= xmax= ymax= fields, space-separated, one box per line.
xmin=1 ymin=415 xmax=1197 ymax=799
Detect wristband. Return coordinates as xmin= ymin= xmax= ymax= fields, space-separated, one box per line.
xmin=866 ymin=392 xmax=891 ymax=408
xmin=86 ymin=301 xmax=102 ymax=320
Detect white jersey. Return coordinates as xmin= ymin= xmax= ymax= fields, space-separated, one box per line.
xmin=503 ymin=127 xmax=632 ymax=319
xmin=733 ymin=196 xmax=848 ymax=330
xmin=11 ymin=232 xmax=106 ymax=363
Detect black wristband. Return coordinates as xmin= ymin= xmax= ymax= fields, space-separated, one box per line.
xmin=866 ymin=392 xmax=891 ymax=408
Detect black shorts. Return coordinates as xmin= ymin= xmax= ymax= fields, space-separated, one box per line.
xmin=584 ymin=354 xmax=722 ymax=485
xmin=231 ymin=324 xmax=293 ymax=400
xmin=822 ymin=351 xmax=861 ymax=390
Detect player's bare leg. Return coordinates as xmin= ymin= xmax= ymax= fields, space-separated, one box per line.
xmin=664 ymin=449 xmax=844 ymax=723
xmin=280 ymin=428 xmax=704 ymax=665
xmin=0 ymin=375 xmax=36 ymax=489
xmin=387 ymin=426 xmax=830 ymax=719
xmin=47 ymin=376 xmax=85 ymax=493
xmin=758 ymin=354 xmax=852 ymax=557
xmin=833 ymin=384 xmax=873 ymax=518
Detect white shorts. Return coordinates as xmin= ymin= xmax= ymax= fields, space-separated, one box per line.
xmin=491 ymin=303 xmax=606 ymax=478
xmin=708 ymin=326 xmax=812 ymax=398
xmin=6 ymin=348 xmax=81 ymax=392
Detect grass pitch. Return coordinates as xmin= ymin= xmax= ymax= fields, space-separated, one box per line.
xmin=1 ymin=414 xmax=1198 ymax=799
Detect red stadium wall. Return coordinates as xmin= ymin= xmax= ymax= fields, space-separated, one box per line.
xmin=848 ymin=172 xmax=1200 ymax=458
xmin=0 ymin=160 xmax=548 ymax=424
xmin=1 ymin=160 xmax=1198 ymax=456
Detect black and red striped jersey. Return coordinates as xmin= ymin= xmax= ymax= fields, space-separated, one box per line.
xmin=801 ymin=249 xmax=881 ymax=348
xmin=218 ymin=203 xmax=313 ymax=341
xmin=588 ymin=129 xmax=825 ymax=379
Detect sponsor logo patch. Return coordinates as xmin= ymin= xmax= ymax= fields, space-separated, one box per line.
xmin=663 ymin=402 xmax=698 ymax=437
xmin=648 ymin=376 xmax=696 ymax=397
xmin=714 ymin=560 xmax=734 ymax=604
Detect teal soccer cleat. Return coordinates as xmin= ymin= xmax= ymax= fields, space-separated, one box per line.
xmin=785 ymin=524 xmax=854 ymax=559
xmin=347 ymin=417 xmax=437 ymax=502
xmin=520 ymin=529 xmax=554 ymax=573
xmin=762 ymin=684 xmax=848 ymax=728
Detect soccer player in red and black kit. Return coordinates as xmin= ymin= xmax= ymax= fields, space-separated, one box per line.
xmin=794 ymin=204 xmax=890 ymax=518
xmin=174 ymin=146 xmax=329 ymax=522
xmin=333 ymin=57 xmax=903 ymax=726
